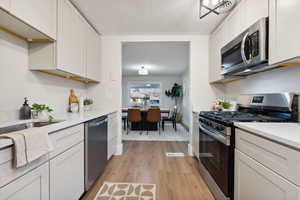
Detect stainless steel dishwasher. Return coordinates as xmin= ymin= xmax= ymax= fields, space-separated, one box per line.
xmin=84 ymin=116 xmax=108 ymax=191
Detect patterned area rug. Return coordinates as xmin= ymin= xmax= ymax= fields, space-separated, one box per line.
xmin=94 ymin=182 xmax=156 ymax=200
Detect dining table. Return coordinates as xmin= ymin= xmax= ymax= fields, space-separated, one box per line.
xmin=122 ymin=107 xmax=170 ymax=131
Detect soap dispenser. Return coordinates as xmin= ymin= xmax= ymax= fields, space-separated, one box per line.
xmin=19 ymin=97 xmax=31 ymax=120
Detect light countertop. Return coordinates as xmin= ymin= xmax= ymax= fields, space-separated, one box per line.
xmin=234 ymin=122 xmax=300 ymax=150
xmin=0 ymin=109 xmax=117 ymax=150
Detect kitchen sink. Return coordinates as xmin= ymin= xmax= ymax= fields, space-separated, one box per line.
xmin=0 ymin=120 xmax=65 ymax=135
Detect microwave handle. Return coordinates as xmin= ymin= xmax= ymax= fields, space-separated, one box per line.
xmin=241 ymin=32 xmax=251 ymax=65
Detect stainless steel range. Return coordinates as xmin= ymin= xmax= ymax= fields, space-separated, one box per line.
xmin=198 ymin=93 xmax=298 ymax=200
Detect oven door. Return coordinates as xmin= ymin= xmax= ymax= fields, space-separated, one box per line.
xmin=199 ymin=123 xmax=231 ymax=197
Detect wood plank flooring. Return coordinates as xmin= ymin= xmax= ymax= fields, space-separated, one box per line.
xmin=82 ymin=141 xmax=215 ymax=200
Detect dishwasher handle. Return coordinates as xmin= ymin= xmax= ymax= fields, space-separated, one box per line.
xmin=87 ymin=119 xmax=108 ymax=128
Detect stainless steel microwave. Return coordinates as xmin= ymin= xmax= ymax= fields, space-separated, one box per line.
xmin=221 ymin=17 xmax=269 ymax=76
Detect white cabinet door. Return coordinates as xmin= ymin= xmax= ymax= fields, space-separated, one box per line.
xmin=108 ymin=113 xmax=118 ymax=160
xmin=0 ymin=163 xmax=49 ymax=200
xmin=235 ymin=150 xmax=300 ymax=200
xmin=57 ymin=0 xmax=85 ymax=77
xmin=226 ymin=4 xmax=243 ymax=41
xmin=244 ymin=0 xmax=268 ymax=28
xmin=10 ymin=0 xmax=56 ymax=39
xmin=209 ymin=25 xmax=224 ymax=83
xmin=0 ymin=0 xmax=10 ymax=10
xmin=269 ymin=0 xmax=300 ymax=65
xmin=86 ymin=26 xmax=101 ymax=82
xmin=50 ymin=142 xmax=84 ymax=200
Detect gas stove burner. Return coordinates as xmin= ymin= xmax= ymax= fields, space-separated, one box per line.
xmin=200 ymin=111 xmax=289 ymax=123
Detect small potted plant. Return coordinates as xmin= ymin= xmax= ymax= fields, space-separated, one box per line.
xmin=83 ymin=99 xmax=93 ymax=111
xmin=31 ymin=103 xmax=54 ymax=121
xmin=212 ymin=100 xmax=232 ymax=111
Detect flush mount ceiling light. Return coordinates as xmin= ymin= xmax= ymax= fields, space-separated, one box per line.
xmin=138 ymin=66 xmax=149 ymax=75
xmin=199 ymin=0 xmax=236 ymax=19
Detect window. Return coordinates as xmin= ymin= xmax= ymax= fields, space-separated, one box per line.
xmin=128 ymin=83 xmax=161 ymax=107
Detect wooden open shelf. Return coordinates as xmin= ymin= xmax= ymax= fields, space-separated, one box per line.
xmin=33 ymin=70 xmax=100 ymax=84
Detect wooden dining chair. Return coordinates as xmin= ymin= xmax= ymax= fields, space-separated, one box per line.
xmin=146 ymin=108 xmax=161 ymax=135
xmin=127 ymin=109 xmax=142 ymax=135
xmin=162 ymin=108 xmax=177 ymax=131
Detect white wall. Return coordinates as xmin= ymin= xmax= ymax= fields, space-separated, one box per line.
xmin=225 ymin=66 xmax=300 ymax=98
xmin=122 ymin=75 xmax=182 ymax=109
xmin=0 ymin=31 xmax=86 ymax=123
xmin=181 ymin=68 xmax=191 ymax=128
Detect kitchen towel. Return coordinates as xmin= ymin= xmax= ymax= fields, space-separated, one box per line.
xmin=0 ymin=128 xmax=53 ymax=168
xmin=22 ymin=128 xmax=53 ymax=164
xmin=0 ymin=132 xmax=27 ymax=168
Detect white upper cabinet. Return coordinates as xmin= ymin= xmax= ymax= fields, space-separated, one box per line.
xmin=10 ymin=0 xmax=57 ymax=40
xmin=242 ymin=0 xmax=269 ymax=30
xmin=57 ymin=0 xmax=85 ymax=77
xmin=209 ymin=0 xmax=269 ymax=83
xmin=269 ymin=0 xmax=300 ymax=65
xmin=29 ymin=0 xmax=101 ymax=83
xmin=86 ymin=25 xmax=101 ymax=82
xmin=209 ymin=25 xmax=224 ymax=83
xmin=0 ymin=0 xmax=10 ymax=10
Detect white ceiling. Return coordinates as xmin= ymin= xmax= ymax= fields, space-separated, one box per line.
xmin=122 ymin=42 xmax=189 ymax=76
xmin=72 ymin=0 xmax=228 ymax=35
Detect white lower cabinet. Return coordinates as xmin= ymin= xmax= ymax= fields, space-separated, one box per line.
xmin=49 ymin=142 xmax=84 ymax=200
xmin=108 ymin=112 xmax=118 ymax=160
xmin=235 ymin=150 xmax=300 ymax=200
xmin=0 ymin=162 xmax=50 ymax=200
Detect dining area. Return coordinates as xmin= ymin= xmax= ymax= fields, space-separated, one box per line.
xmin=122 ymin=107 xmax=178 ymax=135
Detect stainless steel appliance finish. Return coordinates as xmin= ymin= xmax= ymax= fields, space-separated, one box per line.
xmin=237 ymin=93 xmax=295 ymax=111
xmin=221 ymin=17 xmax=270 ymax=76
xmin=85 ymin=116 xmax=108 ymax=191
xmin=198 ymin=93 xmax=298 ymax=200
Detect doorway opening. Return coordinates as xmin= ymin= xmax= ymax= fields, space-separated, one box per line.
xmin=121 ymin=41 xmax=191 ymax=143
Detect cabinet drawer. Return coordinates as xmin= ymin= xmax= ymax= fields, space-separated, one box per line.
xmin=0 ymin=162 xmax=49 ymax=200
xmin=235 ymin=149 xmax=300 ymax=200
xmin=0 ymin=147 xmax=49 ymax=187
xmin=49 ymin=124 xmax=84 ymax=158
xmin=236 ymin=128 xmax=300 ymax=187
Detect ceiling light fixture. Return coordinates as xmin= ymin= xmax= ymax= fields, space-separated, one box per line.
xmin=138 ymin=66 xmax=149 ymax=75
xmin=199 ymin=0 xmax=236 ymax=19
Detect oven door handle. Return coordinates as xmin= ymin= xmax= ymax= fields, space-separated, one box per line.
xmin=241 ymin=32 xmax=252 ymax=65
xmin=199 ymin=124 xmax=230 ymax=146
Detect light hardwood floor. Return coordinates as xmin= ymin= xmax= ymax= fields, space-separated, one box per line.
xmin=82 ymin=141 xmax=215 ymax=200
